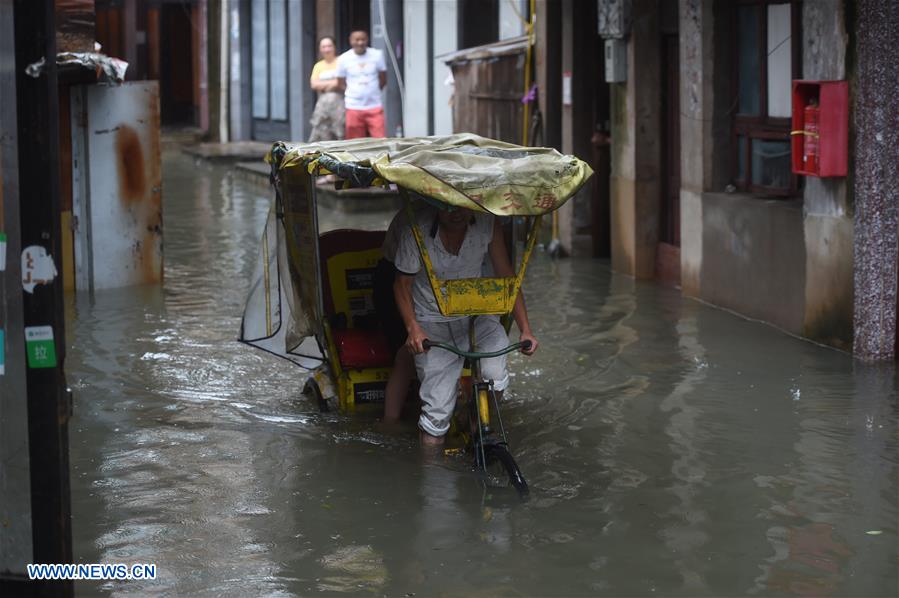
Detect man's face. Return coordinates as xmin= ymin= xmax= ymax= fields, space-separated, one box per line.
xmin=350 ymin=31 xmax=368 ymax=54
xmin=437 ymin=208 xmax=469 ymax=230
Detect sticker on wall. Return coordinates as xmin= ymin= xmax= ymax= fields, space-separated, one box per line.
xmin=0 ymin=232 xmax=6 ymax=272
xmin=0 ymin=329 xmax=5 ymax=376
xmin=24 ymin=326 xmax=57 ymax=369
xmin=21 ymin=245 xmax=57 ymax=293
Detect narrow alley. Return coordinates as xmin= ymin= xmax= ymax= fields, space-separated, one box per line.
xmin=62 ymin=145 xmax=897 ymax=596
xmin=2 ymin=1 xmax=897 ymax=596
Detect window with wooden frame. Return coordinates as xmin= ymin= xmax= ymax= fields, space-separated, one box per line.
xmin=731 ymin=0 xmax=801 ymax=196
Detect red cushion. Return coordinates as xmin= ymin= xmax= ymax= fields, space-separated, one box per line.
xmin=334 ymin=329 xmax=394 ymax=369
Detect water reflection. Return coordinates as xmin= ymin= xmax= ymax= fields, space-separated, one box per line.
xmin=660 ymin=313 xmax=710 ymax=593
xmin=66 ymin=149 xmax=898 ymax=596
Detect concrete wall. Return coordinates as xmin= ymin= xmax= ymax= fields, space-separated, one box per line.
xmin=700 ymin=194 xmax=807 ymax=332
xmin=535 ymin=0 xmax=561 ymax=150
xmin=287 ymin=0 xmax=315 ymax=142
xmin=610 ymin=0 xmax=661 ymax=277
xmin=679 ymin=0 xmax=715 ymax=295
xmin=558 ymin=0 xmax=598 ymax=256
xmin=675 ymin=0 xmax=853 ymax=349
xmin=801 ymin=1 xmax=853 ymax=349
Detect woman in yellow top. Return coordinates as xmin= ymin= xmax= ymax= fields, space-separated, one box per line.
xmin=308 ymin=36 xmax=345 ymax=142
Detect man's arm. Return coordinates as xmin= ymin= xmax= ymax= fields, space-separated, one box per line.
xmin=336 ymin=76 xmax=347 ymax=92
xmin=377 ymin=51 xmax=388 ymax=89
xmin=488 ymin=220 xmax=538 ymax=355
xmin=394 ymin=273 xmax=428 ymax=354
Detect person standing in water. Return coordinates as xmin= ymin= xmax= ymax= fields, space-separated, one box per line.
xmin=308 ymin=36 xmax=345 ymax=142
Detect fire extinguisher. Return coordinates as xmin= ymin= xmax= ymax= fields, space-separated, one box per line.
xmin=803 ymin=100 xmax=819 ymax=173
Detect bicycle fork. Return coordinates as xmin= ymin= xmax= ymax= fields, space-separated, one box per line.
xmin=467 ymin=318 xmax=510 ymax=469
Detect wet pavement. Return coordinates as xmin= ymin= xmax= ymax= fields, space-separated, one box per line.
xmin=67 ymin=149 xmax=898 ymax=596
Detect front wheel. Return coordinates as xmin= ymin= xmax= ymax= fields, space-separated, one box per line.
xmin=303 ymin=379 xmax=329 ymax=413
xmin=482 ymin=443 xmax=529 ymax=499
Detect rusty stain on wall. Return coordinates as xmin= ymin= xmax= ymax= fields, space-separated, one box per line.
xmin=115 ymin=89 xmax=162 ymax=285
xmin=116 ymin=125 xmax=146 ymax=204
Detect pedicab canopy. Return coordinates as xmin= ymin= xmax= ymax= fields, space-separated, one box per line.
xmin=240 ymin=134 xmax=593 ymax=371
xmin=267 ymin=133 xmax=593 ymax=215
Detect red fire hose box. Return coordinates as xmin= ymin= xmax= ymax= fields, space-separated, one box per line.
xmin=791 ymin=80 xmax=848 ymax=177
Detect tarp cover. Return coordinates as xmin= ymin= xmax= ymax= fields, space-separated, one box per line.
xmin=238 ymin=207 xmax=325 ymax=371
xmin=269 ymin=133 xmax=593 ymax=216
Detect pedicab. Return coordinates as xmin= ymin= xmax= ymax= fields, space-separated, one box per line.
xmin=240 ymin=133 xmax=592 ymax=495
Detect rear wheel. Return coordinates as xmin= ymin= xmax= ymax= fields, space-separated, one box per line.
xmin=481 ymin=443 xmax=529 ymax=499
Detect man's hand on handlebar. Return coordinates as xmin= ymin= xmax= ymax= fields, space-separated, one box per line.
xmin=408 ymin=326 xmax=538 ymax=357
xmin=519 ymin=330 xmax=538 ymax=356
xmin=405 ymin=323 xmax=429 ymax=355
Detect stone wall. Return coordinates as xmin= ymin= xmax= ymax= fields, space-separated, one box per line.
xmin=852 ymin=0 xmax=899 ymax=360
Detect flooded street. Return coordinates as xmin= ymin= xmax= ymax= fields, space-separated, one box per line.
xmin=67 ymin=149 xmax=898 ymax=596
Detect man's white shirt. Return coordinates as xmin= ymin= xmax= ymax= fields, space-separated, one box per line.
xmin=336 ymin=47 xmax=387 ymax=110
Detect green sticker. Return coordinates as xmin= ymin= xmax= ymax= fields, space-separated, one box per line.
xmin=25 ymin=325 xmax=57 ymax=369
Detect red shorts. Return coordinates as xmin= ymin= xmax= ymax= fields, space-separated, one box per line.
xmin=345 ymin=107 xmax=386 ymax=139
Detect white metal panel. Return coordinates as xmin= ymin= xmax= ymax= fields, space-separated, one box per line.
xmin=75 ymin=81 xmax=162 ymax=290
xmin=403 ymin=0 xmax=429 ymax=136
xmin=433 ymin=1 xmax=457 ymax=135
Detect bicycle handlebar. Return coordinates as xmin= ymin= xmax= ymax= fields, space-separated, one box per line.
xmin=422 ymin=339 xmax=532 ymax=359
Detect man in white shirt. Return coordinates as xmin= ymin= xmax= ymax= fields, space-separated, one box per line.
xmin=393 ymin=206 xmax=539 ymax=445
xmin=336 ymin=30 xmax=388 ymax=138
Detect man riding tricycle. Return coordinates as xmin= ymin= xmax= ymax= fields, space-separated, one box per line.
xmin=240 ymin=133 xmax=592 ymax=496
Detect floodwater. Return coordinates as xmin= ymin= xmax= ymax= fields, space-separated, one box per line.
xmin=67 ymin=149 xmax=898 ymax=596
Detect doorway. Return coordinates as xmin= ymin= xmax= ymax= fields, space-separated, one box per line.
xmin=250 ymin=0 xmax=291 ymax=140
xmin=159 ymin=2 xmax=197 ymax=126
xmin=336 ymin=0 xmax=371 ymax=51
xmin=657 ymin=31 xmax=681 ymax=286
